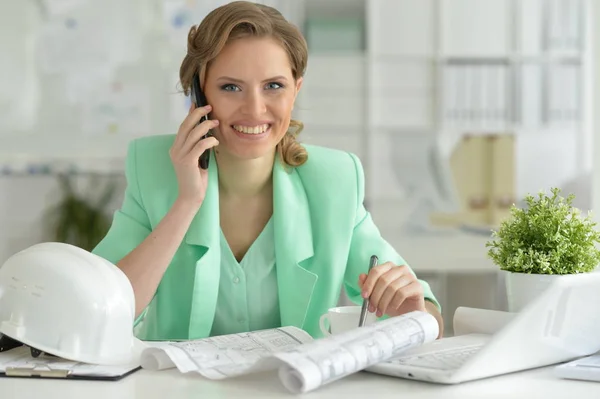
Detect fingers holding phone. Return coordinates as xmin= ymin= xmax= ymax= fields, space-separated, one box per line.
xmin=182 ymin=106 xmax=219 ymax=154
xmin=175 ymin=104 xmax=211 ymax=147
xmin=170 ymin=102 xmax=220 ymax=208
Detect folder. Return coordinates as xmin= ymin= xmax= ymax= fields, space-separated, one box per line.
xmin=0 ymin=345 xmax=140 ymax=381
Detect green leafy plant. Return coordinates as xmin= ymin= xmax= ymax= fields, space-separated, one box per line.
xmin=486 ymin=187 xmax=600 ymax=274
xmin=45 ymin=173 xmax=117 ymax=251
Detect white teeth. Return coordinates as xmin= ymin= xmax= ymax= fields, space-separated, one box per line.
xmin=232 ymin=124 xmax=270 ymax=134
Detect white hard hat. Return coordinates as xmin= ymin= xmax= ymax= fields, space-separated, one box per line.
xmin=0 ymin=242 xmax=144 ymax=365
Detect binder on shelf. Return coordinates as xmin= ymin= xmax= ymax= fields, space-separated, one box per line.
xmin=441 ymin=63 xmax=510 ymax=130
xmin=546 ymin=63 xmax=580 ymax=128
xmin=519 ymin=64 xmax=542 ymax=127
xmin=546 ymin=0 xmax=583 ymax=53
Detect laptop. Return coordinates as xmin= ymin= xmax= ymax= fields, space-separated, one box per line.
xmin=366 ymin=272 xmax=600 ymax=384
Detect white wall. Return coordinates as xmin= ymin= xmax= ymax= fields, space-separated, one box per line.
xmin=0 ymin=178 xmax=52 ymax=263
xmin=516 ymin=131 xmax=580 ymax=198
xmin=593 ymin=2 xmax=600 ymax=218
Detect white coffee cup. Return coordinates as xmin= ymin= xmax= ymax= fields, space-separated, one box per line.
xmin=319 ymin=305 xmax=377 ymax=336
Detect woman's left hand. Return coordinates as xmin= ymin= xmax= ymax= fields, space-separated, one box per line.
xmin=358 ymin=262 xmax=426 ymax=318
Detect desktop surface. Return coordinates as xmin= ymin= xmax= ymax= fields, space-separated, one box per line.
xmin=0 ymin=366 xmax=597 ymax=399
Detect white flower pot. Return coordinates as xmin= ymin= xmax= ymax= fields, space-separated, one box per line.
xmin=502 ymin=271 xmax=567 ymax=312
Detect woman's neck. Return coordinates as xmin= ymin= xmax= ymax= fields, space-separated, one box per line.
xmin=215 ymin=149 xmax=276 ymax=199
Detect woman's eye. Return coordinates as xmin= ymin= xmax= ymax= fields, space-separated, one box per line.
xmin=221 ymin=84 xmax=240 ymax=92
xmin=265 ymin=82 xmax=283 ymax=90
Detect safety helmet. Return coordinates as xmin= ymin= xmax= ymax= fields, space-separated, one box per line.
xmin=0 ymin=242 xmax=144 ymax=365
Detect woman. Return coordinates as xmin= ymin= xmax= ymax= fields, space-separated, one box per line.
xmin=92 ymin=1 xmax=443 ymax=340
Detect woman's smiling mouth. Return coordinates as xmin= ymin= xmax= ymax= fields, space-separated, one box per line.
xmin=232 ymin=124 xmax=271 ymax=134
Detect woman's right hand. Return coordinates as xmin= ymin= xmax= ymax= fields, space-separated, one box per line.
xmin=170 ymin=103 xmax=220 ymax=208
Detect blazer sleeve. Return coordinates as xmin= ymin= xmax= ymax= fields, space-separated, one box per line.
xmin=343 ymin=153 xmax=441 ymax=312
xmin=92 ymin=139 xmax=153 ymax=324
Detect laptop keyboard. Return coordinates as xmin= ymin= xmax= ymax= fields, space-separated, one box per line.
xmin=389 ymin=344 xmax=484 ymax=371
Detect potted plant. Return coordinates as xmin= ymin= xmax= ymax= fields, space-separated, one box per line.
xmin=44 ymin=173 xmax=117 ymax=252
xmin=486 ymin=187 xmax=600 ymax=312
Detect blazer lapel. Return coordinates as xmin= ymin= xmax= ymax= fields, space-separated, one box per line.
xmin=184 ymin=150 xmax=221 ymax=338
xmin=273 ymin=160 xmax=317 ymax=330
xmin=180 ymin=152 xmax=317 ymax=336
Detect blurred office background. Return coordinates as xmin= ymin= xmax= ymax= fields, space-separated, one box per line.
xmin=0 ymin=0 xmax=595 ymax=333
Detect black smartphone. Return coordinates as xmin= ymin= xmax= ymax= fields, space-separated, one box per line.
xmin=190 ymin=71 xmax=211 ymax=169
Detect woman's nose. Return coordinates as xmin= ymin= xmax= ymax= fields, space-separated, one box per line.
xmin=241 ymin=89 xmax=267 ymax=116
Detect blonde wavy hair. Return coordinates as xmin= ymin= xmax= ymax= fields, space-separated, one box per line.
xmin=179 ymin=1 xmax=308 ymax=167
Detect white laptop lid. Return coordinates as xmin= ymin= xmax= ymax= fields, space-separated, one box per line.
xmin=366 ymin=272 xmax=600 ymax=384
xmin=453 ymin=272 xmax=600 ymax=382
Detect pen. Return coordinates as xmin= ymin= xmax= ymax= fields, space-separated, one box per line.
xmin=358 ymin=255 xmax=378 ymax=327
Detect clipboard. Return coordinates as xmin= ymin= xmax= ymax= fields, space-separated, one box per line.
xmin=0 ymin=345 xmax=141 ymax=381
xmin=0 ymin=365 xmax=141 ymax=381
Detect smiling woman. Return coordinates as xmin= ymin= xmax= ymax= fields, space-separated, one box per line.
xmin=91 ymin=0 xmax=444 ymax=341
xmin=202 ymin=37 xmax=303 ymax=162
xmin=179 ymin=2 xmax=308 ymax=168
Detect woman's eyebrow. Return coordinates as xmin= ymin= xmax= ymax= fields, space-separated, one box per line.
xmin=216 ymin=75 xmax=289 ymax=83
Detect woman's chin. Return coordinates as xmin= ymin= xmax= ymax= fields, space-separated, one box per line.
xmin=220 ymin=144 xmax=277 ymax=161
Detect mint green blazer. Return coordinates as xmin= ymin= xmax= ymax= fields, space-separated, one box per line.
xmin=92 ymin=135 xmax=439 ymax=340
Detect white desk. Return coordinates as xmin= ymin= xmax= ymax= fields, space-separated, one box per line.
xmin=387 ymin=232 xmax=496 ymax=274
xmin=1 ymin=366 xmax=597 ymax=399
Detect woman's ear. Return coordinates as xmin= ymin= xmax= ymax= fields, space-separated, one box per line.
xmin=295 ymin=77 xmax=303 ymax=94
xmin=292 ymin=77 xmax=304 ymax=111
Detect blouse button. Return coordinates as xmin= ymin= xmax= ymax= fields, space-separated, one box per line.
xmin=233 ymin=276 xmax=240 ymax=284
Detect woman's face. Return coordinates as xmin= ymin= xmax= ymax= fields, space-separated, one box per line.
xmin=203 ymin=36 xmax=303 ymax=162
